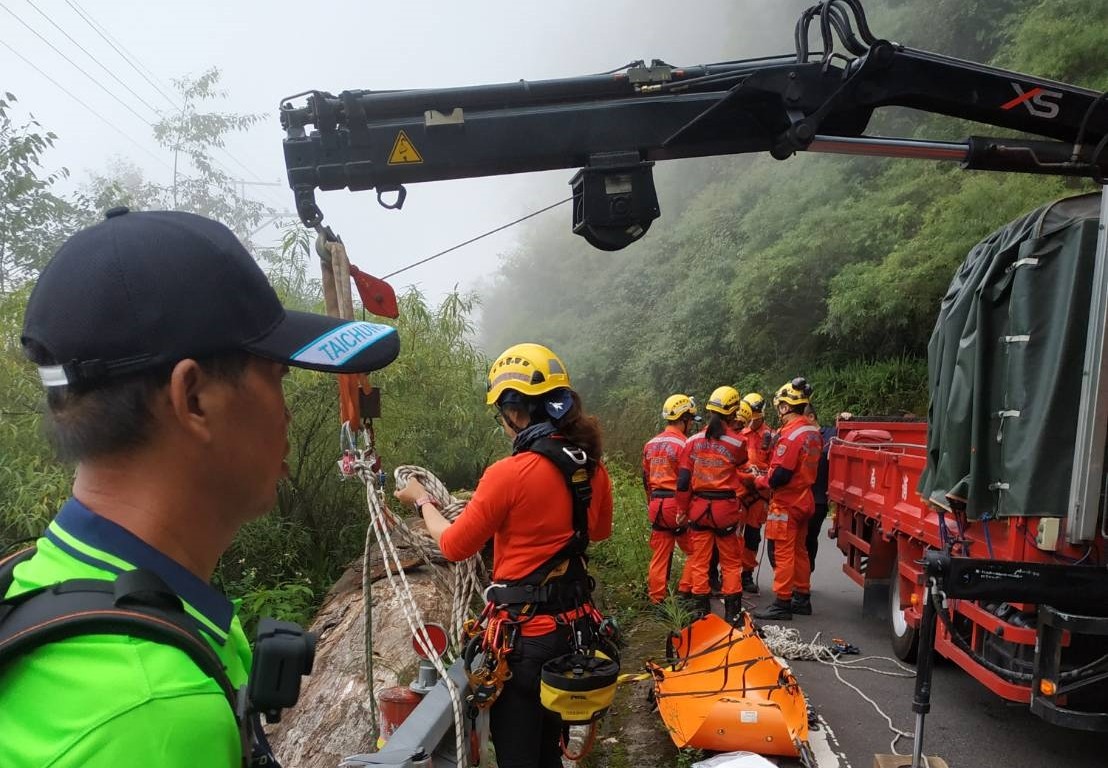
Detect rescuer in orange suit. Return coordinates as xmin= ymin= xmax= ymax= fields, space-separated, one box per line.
xmin=642 ymin=394 xmax=700 ymax=606
xmin=738 ymin=392 xmax=773 ymax=594
xmin=396 ymin=343 xmax=613 ymax=768
xmin=676 ymin=386 xmax=749 ymax=623
xmin=752 ymin=379 xmax=823 ymax=621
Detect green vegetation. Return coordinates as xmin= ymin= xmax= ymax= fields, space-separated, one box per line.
xmin=0 ymin=77 xmax=497 ymax=633
xmin=480 ymin=0 xmax=1108 ymax=458
xmin=3 ymin=0 xmax=1108 ymax=640
xmin=590 ymin=463 xmax=654 ymax=610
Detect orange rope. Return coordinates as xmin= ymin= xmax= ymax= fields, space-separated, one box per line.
xmin=560 ymin=722 xmax=598 ymax=761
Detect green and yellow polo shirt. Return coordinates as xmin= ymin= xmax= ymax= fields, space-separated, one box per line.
xmin=1 ymin=498 xmax=252 ymax=767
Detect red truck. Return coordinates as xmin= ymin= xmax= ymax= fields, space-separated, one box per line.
xmin=829 ymin=192 xmax=1108 ymax=730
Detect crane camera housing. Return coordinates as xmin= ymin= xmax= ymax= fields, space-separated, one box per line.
xmin=570 ymin=153 xmax=659 ymax=251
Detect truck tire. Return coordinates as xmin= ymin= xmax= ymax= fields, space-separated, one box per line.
xmin=889 ymin=549 xmax=919 ymax=662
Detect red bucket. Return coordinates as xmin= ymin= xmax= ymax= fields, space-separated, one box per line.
xmin=377 ymin=686 xmax=423 ymax=746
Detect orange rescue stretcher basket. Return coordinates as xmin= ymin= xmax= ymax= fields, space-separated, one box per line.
xmin=647 ymin=613 xmax=810 ymax=758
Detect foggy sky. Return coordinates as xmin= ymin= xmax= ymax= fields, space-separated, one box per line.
xmin=2 ymin=0 xmax=811 ymax=300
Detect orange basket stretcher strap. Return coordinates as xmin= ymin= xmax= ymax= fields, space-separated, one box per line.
xmin=647 ymin=614 xmax=809 ymax=757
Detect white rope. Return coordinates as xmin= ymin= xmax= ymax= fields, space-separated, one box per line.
xmin=393 ymin=465 xmax=486 ymax=644
xmin=361 ymin=520 xmax=380 ymax=747
xmin=761 ymin=625 xmax=918 ymax=755
xmin=357 ymin=461 xmax=478 ymax=767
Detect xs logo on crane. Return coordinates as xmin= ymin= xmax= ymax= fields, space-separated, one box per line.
xmin=1002 ymin=83 xmax=1062 ymax=119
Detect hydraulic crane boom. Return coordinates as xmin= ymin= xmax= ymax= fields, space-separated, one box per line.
xmin=280 ymin=0 xmax=1107 ymax=249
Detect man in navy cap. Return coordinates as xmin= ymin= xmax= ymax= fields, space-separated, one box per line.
xmin=0 ymin=209 xmax=399 ymax=767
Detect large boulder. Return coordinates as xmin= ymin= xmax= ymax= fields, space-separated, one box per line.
xmin=266 ymin=548 xmax=454 ymax=768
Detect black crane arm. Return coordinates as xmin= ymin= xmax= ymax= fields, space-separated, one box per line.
xmin=280 ymin=1 xmax=1108 ymax=249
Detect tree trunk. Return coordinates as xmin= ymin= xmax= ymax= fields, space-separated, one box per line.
xmin=265 ymin=546 xmax=454 ymax=767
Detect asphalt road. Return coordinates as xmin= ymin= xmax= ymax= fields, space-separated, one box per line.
xmin=742 ymin=526 xmax=1106 ymax=768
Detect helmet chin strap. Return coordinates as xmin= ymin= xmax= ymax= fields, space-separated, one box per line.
xmin=501 ymin=408 xmax=529 ymax=434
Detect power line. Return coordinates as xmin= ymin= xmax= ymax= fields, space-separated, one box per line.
xmin=0 ymin=1 xmax=153 ymax=126
xmin=24 ymin=0 xmax=162 ymax=117
xmin=0 ymin=37 xmax=174 ymax=172
xmin=382 ymin=197 xmax=572 ymax=280
xmin=62 ymin=0 xmax=180 ymax=111
xmin=9 ymin=0 xmax=290 ymax=215
xmin=58 ymin=0 xmax=289 ymax=209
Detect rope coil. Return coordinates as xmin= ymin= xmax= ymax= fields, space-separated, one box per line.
xmin=760 ymin=624 xmax=918 ymax=755
xmin=356 ymin=460 xmax=485 ymax=766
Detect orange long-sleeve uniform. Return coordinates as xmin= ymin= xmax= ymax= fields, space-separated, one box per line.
xmin=755 ymin=417 xmax=822 ymax=600
xmin=738 ymin=421 xmax=774 ymax=571
xmin=741 ymin=422 xmax=773 ymax=468
xmin=675 ymin=427 xmax=748 ymax=597
xmin=641 ymin=426 xmax=692 ymax=603
xmin=441 ymin=451 xmax=613 ymax=636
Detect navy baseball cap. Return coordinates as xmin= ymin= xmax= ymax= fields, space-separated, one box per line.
xmin=21 ymin=208 xmax=400 ymax=387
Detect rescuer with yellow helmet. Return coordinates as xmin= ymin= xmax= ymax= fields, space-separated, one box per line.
xmin=738 ymin=391 xmax=773 ymax=594
xmin=675 ymin=385 xmax=749 ymax=623
xmin=642 ymin=394 xmax=699 ymax=606
xmin=396 ymin=342 xmax=614 ymax=767
xmin=753 ymin=378 xmax=823 ymax=621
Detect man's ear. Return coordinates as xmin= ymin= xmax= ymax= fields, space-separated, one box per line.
xmin=166 ymin=359 xmax=218 ymax=443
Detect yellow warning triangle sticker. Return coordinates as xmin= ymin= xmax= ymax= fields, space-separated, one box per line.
xmin=387 ymin=130 xmax=424 ymax=165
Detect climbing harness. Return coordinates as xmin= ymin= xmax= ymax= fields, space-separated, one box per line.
xmin=458 ymin=434 xmax=620 ymax=762
xmin=688 ymin=490 xmax=743 ymax=537
xmin=648 ymin=489 xmax=687 ymax=534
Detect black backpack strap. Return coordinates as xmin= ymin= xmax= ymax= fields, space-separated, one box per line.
xmin=527 ymin=435 xmax=594 ymax=554
xmin=0 ymin=564 xmax=237 ymax=711
xmin=484 ymin=437 xmax=599 ymax=612
xmin=0 ymin=546 xmax=284 ymax=768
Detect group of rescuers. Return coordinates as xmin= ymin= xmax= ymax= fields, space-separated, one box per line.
xmin=642 ymin=385 xmax=835 ymax=625
xmin=3 ymin=209 xmax=833 ymax=768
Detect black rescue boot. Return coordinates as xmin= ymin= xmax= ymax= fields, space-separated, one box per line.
xmin=741 ymin=571 xmax=759 ymax=595
xmin=723 ymin=594 xmax=747 ymax=627
xmin=754 ymin=598 xmax=793 ymax=622
xmin=791 ymin=592 xmax=812 ymax=616
xmin=691 ymin=594 xmax=711 ymax=619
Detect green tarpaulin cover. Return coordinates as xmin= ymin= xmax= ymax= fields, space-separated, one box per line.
xmin=921 ymin=192 xmax=1103 ymax=520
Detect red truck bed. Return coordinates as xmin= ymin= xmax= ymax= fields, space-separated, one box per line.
xmin=827 ymin=418 xmax=1100 ymax=710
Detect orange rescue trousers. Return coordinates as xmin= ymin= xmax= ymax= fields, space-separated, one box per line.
xmin=648 ymin=529 xmax=692 ymax=603
xmin=767 ymin=514 xmax=812 ymax=601
xmin=686 ymin=530 xmax=743 ymax=596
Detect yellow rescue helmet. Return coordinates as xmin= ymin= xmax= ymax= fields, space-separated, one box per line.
xmin=737 ymin=400 xmax=754 ymax=424
xmin=662 ymin=394 xmax=697 ymax=421
xmin=540 ymin=651 xmax=620 ymax=725
xmin=773 ymin=378 xmax=811 ymax=407
xmin=705 ymin=385 xmax=741 ymax=416
xmin=486 ymin=342 xmax=572 ymax=405
xmin=742 ymin=392 xmax=766 ymax=414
